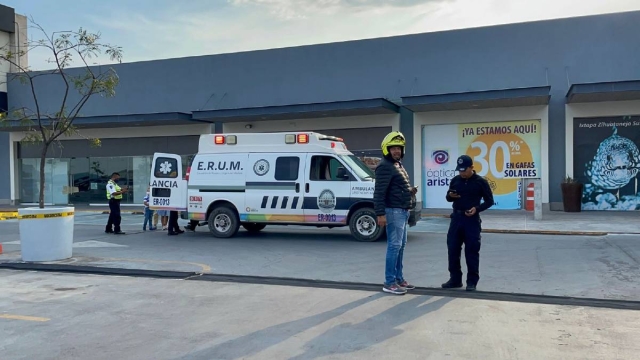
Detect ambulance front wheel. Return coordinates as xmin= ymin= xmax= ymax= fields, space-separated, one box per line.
xmin=349 ymin=208 xmax=384 ymax=242
xmin=207 ymin=205 xmax=240 ymax=238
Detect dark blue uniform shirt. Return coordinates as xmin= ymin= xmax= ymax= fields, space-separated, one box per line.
xmin=446 ymin=172 xmax=495 ymax=213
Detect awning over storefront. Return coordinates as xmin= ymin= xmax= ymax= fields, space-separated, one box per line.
xmin=190 ymin=98 xmax=399 ymax=122
xmin=1 ymin=112 xmax=194 ymax=131
xmin=400 ymin=86 xmax=551 ymax=112
xmin=566 ymin=80 xmax=640 ymax=103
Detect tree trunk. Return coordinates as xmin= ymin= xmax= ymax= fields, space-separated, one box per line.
xmin=39 ymin=145 xmax=48 ymax=209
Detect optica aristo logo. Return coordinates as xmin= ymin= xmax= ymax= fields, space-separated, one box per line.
xmin=431 ymin=150 xmax=449 ymax=165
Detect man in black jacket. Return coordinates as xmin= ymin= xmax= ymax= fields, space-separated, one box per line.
xmin=442 ymin=154 xmax=494 ymax=291
xmin=374 ymin=131 xmax=418 ymax=295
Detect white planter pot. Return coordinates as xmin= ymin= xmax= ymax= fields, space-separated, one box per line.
xmin=18 ymin=206 xmax=75 ymax=262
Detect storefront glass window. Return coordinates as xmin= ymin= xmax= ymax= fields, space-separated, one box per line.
xmin=133 ymin=156 xmax=153 ymax=205
xmin=19 ymin=155 xmax=158 ymax=205
xmin=19 ymin=158 xmax=70 ymax=205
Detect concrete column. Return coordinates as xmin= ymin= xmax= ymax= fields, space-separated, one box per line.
xmin=399 ymin=107 xmax=415 ymax=184
xmin=533 ymin=178 xmax=543 ymax=220
xmin=0 ymin=133 xmax=10 ymax=205
xmin=209 ymin=122 xmax=223 ymax=134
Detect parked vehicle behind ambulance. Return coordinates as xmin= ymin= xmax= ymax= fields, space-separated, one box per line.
xmin=149 ymin=132 xmax=420 ymax=242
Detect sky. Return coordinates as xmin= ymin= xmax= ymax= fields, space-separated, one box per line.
xmin=5 ymin=0 xmax=640 ymax=70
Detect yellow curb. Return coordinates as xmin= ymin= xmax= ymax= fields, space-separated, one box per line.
xmin=0 ymin=212 xmax=18 ymax=221
xmin=0 ymin=314 xmax=50 ymax=322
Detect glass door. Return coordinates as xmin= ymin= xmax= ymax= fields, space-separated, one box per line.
xmin=133 ymin=156 xmax=152 ymax=205
xmin=68 ymin=157 xmax=91 ymax=204
xmin=19 ymin=158 xmax=70 ymax=205
xmin=49 ymin=159 xmax=69 ymax=205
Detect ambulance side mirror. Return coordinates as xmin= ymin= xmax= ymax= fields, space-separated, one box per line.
xmin=337 ymin=167 xmax=349 ymax=180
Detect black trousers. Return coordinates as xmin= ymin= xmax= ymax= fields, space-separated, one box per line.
xmin=106 ymin=199 xmax=121 ymax=233
xmin=446 ymin=211 xmax=482 ymax=285
xmin=168 ymin=211 xmax=181 ymax=234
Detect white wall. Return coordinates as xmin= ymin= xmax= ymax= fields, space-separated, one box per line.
xmin=0 ymin=31 xmax=11 ymax=92
xmin=10 ymin=14 xmax=28 ymax=73
xmin=565 ymin=100 xmax=640 ymax=178
xmin=223 ymin=114 xmax=399 ymax=133
xmin=413 ymin=105 xmax=550 ymax=205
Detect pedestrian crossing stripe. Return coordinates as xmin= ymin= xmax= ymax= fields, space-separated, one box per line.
xmin=17 ymin=211 xmax=75 ymax=220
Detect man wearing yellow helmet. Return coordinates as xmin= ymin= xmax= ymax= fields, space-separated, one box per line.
xmin=374 ymin=131 xmax=418 ymax=295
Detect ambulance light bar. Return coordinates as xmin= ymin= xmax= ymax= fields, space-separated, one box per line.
xmin=318 ymin=135 xmax=343 ymax=142
xmin=285 ymin=134 xmax=296 ymax=144
xmin=214 ymin=135 xmax=237 ymax=145
xmin=284 ymin=133 xmax=310 ymax=144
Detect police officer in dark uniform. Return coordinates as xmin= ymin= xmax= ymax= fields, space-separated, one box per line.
xmin=442 ymin=155 xmax=494 ymax=291
xmin=167 ymin=210 xmax=184 ymax=236
xmin=105 ymin=172 xmax=128 ymax=235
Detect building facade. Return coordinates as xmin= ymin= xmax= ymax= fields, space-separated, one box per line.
xmin=2 ymin=10 xmax=640 ymax=211
xmin=0 ymin=4 xmax=26 ymax=206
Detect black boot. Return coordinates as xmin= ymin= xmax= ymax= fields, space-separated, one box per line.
xmin=441 ymin=279 xmax=463 ymax=289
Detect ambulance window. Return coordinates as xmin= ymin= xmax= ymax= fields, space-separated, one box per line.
xmin=154 ymin=157 xmax=179 ymax=179
xmin=275 ymin=156 xmax=300 ymax=181
xmin=310 ymin=156 xmax=349 ymax=181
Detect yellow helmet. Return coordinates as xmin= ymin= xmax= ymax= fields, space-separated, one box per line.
xmin=381 ymin=131 xmax=406 ymax=157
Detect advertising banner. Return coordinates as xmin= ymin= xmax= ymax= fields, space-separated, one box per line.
xmin=573 ymin=116 xmax=640 ymax=211
xmin=422 ymin=119 xmax=541 ymax=209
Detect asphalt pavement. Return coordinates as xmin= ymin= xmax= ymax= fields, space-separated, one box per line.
xmin=2 ymin=270 xmax=639 ymax=360
xmin=1 ymin=212 xmax=640 ymax=301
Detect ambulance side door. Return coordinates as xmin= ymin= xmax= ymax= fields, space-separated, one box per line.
xmin=243 ymin=153 xmax=306 ymax=223
xmin=303 ymin=153 xmax=354 ymax=225
xmin=149 ymin=152 xmax=187 ymax=211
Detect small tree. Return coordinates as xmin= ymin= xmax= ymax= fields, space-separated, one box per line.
xmin=0 ymin=18 xmax=123 ymax=209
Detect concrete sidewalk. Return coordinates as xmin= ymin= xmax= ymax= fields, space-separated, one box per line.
xmin=422 ymin=209 xmax=640 ymax=235
xmin=1 ymin=206 xmax=638 ymax=235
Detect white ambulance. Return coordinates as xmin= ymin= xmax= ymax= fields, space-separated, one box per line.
xmin=148 ymin=132 xmax=419 ymax=242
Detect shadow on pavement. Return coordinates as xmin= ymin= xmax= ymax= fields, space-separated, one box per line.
xmin=175 ymin=293 xmax=451 ymax=360
xmin=172 ymin=292 xmax=385 ymax=360
xmin=289 ymin=296 xmax=452 ymax=360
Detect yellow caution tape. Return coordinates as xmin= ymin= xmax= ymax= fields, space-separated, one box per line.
xmin=16 ymin=211 xmax=75 ymax=220
xmin=0 ymin=212 xmax=18 ymax=221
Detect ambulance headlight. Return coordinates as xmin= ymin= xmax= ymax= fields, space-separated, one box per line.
xmin=285 ymin=134 xmax=296 ymax=144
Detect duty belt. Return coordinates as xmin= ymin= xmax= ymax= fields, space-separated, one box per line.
xmin=451 ymin=209 xmax=477 ymax=216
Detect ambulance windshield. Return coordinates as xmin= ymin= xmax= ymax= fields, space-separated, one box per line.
xmin=339 ymin=155 xmax=375 ymax=180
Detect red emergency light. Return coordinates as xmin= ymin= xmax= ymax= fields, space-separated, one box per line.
xmin=297 ymin=134 xmax=309 ymax=144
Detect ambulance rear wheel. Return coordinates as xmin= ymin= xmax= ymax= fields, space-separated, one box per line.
xmin=349 ymin=208 xmax=384 ymax=242
xmin=242 ymin=223 xmax=266 ymax=233
xmin=208 ymin=206 xmax=240 ymax=238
